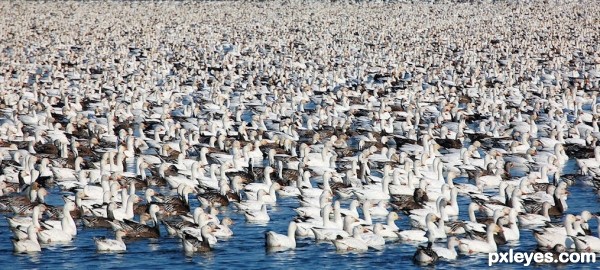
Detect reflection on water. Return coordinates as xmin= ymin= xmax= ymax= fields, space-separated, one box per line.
xmin=17 ymin=252 xmax=41 ymax=265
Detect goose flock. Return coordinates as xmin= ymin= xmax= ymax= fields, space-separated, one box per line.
xmin=1 ymin=0 xmax=600 ymax=267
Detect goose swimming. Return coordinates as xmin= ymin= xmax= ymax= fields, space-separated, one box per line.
xmin=94 ymin=230 xmax=127 ymax=252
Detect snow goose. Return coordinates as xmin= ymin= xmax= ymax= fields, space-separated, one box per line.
xmin=354 ymin=201 xmax=373 ymax=226
xmin=294 ymin=191 xmax=332 ymax=219
xmin=371 ymin=213 xmax=401 ymax=239
xmin=37 ymin=201 xmax=77 ymax=244
xmin=232 ymin=190 xmax=270 ymax=211
xmin=390 ymin=183 xmax=429 ymax=211
xmin=502 ymin=208 xmax=520 ymax=241
xmin=243 ymin=166 xmax=274 ymax=195
xmin=359 ymin=223 xmax=386 ymax=249
xmin=432 ymin=236 xmax=459 ymax=260
xmin=213 ymin=218 xmax=234 ymax=238
xmin=95 ymin=230 xmax=127 ymax=252
xmin=368 ymin=201 xmax=389 ymax=217
xmin=12 ymin=225 xmax=41 ymax=253
xmin=111 ymin=194 xmax=140 ymax=221
xmin=7 ymin=204 xmax=46 ymax=229
xmin=277 ymin=178 xmax=302 ymax=197
xmin=388 ymin=170 xmax=417 ymax=196
xmin=244 ymin=182 xmax=281 ymax=203
xmin=573 ymin=216 xmax=600 ymax=252
xmin=409 ymin=196 xmax=448 ymax=229
xmin=332 ymin=226 xmax=369 ymax=252
xmin=338 ymin=199 xmax=359 ymax=219
xmin=244 ymin=204 xmax=270 ymax=223
xmin=576 ymin=146 xmax=600 ymax=169
xmin=458 ymin=223 xmax=503 ymax=254
xmin=299 ymin=171 xmax=326 ymax=198
xmin=265 ymin=221 xmax=298 ymax=251
xmin=398 ymin=213 xmax=443 ymax=242
xmin=110 ymin=204 xmax=161 ymax=239
xmin=353 ymin=175 xmax=391 ymax=201
xmin=311 ymin=212 xmax=353 ymax=241
xmin=442 ymin=187 xmax=459 ymax=217
xmin=517 ymin=201 xmax=551 ymax=227
xmin=182 ymin=225 xmax=215 ymax=254
xmin=82 ymin=202 xmax=118 ymax=229
xmin=455 ymin=202 xmax=489 ymax=234
xmin=533 ymin=214 xmax=577 ymax=249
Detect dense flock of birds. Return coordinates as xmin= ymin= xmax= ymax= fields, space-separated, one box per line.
xmin=1 ymin=0 xmax=600 ymax=266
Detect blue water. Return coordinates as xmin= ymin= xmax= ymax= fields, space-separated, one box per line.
xmin=0 ymin=160 xmax=598 ymax=269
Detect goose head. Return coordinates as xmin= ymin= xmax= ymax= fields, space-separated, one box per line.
xmin=387 ymin=212 xmax=400 ymax=223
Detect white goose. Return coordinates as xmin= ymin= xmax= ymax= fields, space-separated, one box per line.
xmin=372 ymin=212 xmax=401 ymax=238
xmin=432 ymin=236 xmax=460 ymax=260
xmin=311 ymin=214 xmax=353 ymax=241
xmin=182 ymin=225 xmax=215 ymax=253
xmin=95 ymin=230 xmax=127 ymax=252
xmin=369 ymin=201 xmax=390 ymax=217
xmin=354 ymin=201 xmax=374 ymax=226
xmin=458 ymin=223 xmax=502 ymax=254
xmin=503 ymin=208 xmax=520 ymax=241
xmin=388 ymin=170 xmax=417 ymax=195
xmin=576 ymin=146 xmax=600 ymax=169
xmin=244 ymin=166 xmax=275 ymax=195
xmin=398 ymin=213 xmax=443 ymax=242
xmin=517 ymin=201 xmax=551 ymax=227
xmin=37 ymin=201 xmax=77 ymax=244
xmin=111 ymin=194 xmax=140 ymax=221
xmin=7 ymin=204 xmax=46 ymax=229
xmin=12 ymin=225 xmax=41 ymax=253
xmin=533 ymin=214 xmax=577 ymax=249
xmin=573 ymin=216 xmax=600 ymax=252
xmin=409 ymin=196 xmax=448 ymax=229
xmin=359 ymin=223 xmax=386 ymax=250
xmin=232 ymin=190 xmax=270 ymax=211
xmin=332 ymin=226 xmax=369 ymax=252
xmin=245 ymin=182 xmax=281 ymax=203
xmin=294 ymin=192 xmax=332 ymax=219
xmin=353 ymin=175 xmax=391 ymax=201
xmin=213 ymin=218 xmax=234 ymax=238
xmin=265 ymin=221 xmax=298 ymax=251
xmin=244 ymin=204 xmax=270 ymax=223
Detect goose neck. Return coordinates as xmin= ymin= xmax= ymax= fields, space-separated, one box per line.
xmin=264 ymin=172 xmax=272 ymax=186
xmin=468 ymin=204 xmax=477 ymax=222
xmin=126 ymin=196 xmax=135 ymax=216
xmin=425 ymin=218 xmax=437 ymax=233
xmin=150 ymin=208 xmax=159 ymax=227
xmin=487 ymin=227 xmax=497 ymax=246
xmin=387 ymin=214 xmax=396 ymax=227
xmin=363 ymin=207 xmax=372 ymax=225
xmin=62 ymin=211 xmax=76 ymax=236
xmin=287 ymin=223 xmax=297 ymax=242
xmin=565 ymin=218 xmax=575 ymax=236
xmin=382 ymin=177 xmax=390 ymax=195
